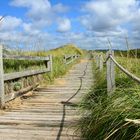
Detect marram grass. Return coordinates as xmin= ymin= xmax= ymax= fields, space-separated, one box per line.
xmin=78 ymin=57 xmax=140 ymax=140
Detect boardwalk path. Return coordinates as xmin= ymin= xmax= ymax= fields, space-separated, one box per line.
xmin=0 ymin=59 xmax=93 ymax=140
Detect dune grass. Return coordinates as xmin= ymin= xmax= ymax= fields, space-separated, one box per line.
xmin=4 ymin=44 xmax=83 ymax=83
xmin=79 ymin=54 xmax=140 ymax=140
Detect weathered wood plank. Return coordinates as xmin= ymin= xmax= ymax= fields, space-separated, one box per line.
xmin=48 ymin=55 xmax=53 ymax=71
xmin=0 ymin=59 xmax=92 ymax=140
xmin=3 ymin=54 xmax=50 ymax=61
xmin=99 ymin=55 xmax=103 ymax=71
xmin=106 ymin=50 xmax=115 ymax=95
xmin=64 ymin=54 xmax=80 ymax=65
xmin=0 ymin=45 xmax=5 ymax=107
xmin=4 ymin=68 xmax=50 ymax=81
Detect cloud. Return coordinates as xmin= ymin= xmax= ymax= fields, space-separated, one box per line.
xmin=23 ymin=23 xmax=41 ymax=35
xmin=10 ymin=0 xmax=54 ymax=32
xmin=75 ymin=0 xmax=140 ymax=50
xmin=81 ymin=0 xmax=137 ymax=32
xmin=53 ymin=3 xmax=69 ymax=13
xmin=10 ymin=0 xmax=51 ymax=19
xmin=57 ymin=18 xmax=71 ymax=32
xmin=1 ymin=0 xmax=139 ymax=50
xmin=0 ymin=16 xmax=22 ymax=31
xmin=10 ymin=0 xmax=69 ymax=29
xmin=0 ymin=1 xmax=72 ymax=50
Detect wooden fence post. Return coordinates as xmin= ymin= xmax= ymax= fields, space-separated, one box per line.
xmin=48 ymin=55 xmax=53 ymax=72
xmin=64 ymin=55 xmax=66 ymax=64
xmin=0 ymin=45 xmax=5 ymax=107
xmin=106 ymin=50 xmax=115 ymax=95
xmin=99 ymin=55 xmax=103 ymax=71
xmin=72 ymin=55 xmax=75 ymax=62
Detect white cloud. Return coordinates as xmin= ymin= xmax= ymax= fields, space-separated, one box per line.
xmin=10 ymin=0 xmax=54 ymax=31
xmin=57 ymin=18 xmax=71 ymax=32
xmin=53 ymin=3 xmax=69 ymax=13
xmin=10 ymin=0 xmax=69 ymax=30
xmin=74 ymin=0 xmax=140 ymax=50
xmin=81 ymin=0 xmax=137 ymax=32
xmin=0 ymin=16 xmax=22 ymax=31
xmin=0 ymin=1 xmax=72 ymax=50
xmin=23 ymin=23 xmax=41 ymax=35
xmin=11 ymin=0 xmax=51 ymax=18
xmin=1 ymin=0 xmax=139 ymax=50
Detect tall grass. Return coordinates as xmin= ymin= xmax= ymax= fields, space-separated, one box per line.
xmin=4 ymin=44 xmax=83 ymax=84
xmin=79 ymin=55 xmax=140 ymax=140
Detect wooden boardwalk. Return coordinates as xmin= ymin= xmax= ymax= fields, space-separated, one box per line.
xmin=0 ymin=59 xmax=93 ymax=140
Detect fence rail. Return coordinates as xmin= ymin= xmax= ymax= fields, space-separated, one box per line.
xmin=0 ymin=45 xmax=80 ymax=107
xmin=4 ymin=69 xmax=50 ymax=81
xmin=109 ymin=55 xmax=140 ymax=84
xmin=64 ymin=54 xmax=80 ymax=65
xmin=94 ymin=50 xmax=140 ymax=95
xmin=3 ymin=54 xmax=50 ymax=61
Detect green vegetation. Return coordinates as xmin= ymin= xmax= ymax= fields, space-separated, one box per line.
xmin=91 ymin=49 xmax=140 ymax=58
xmin=114 ymin=49 xmax=140 ymax=58
xmin=4 ymin=60 xmax=45 ymax=73
xmin=44 ymin=44 xmax=83 ymax=83
xmin=79 ymin=55 xmax=140 ymax=140
xmin=4 ymin=44 xmax=83 ymax=84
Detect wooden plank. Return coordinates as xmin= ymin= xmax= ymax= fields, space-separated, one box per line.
xmin=0 ymin=60 xmax=91 ymax=140
xmin=4 ymin=68 xmax=50 ymax=81
xmin=65 ymin=55 xmax=80 ymax=60
xmin=64 ymin=55 xmax=73 ymax=65
xmin=65 ymin=55 xmax=80 ymax=65
xmin=64 ymin=55 xmax=73 ymax=60
xmin=0 ymin=45 xmax=5 ymax=107
xmin=3 ymin=54 xmax=50 ymax=61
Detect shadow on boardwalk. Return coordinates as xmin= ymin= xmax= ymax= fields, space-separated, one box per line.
xmin=56 ymin=62 xmax=88 ymax=140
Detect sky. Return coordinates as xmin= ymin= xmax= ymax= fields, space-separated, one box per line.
xmin=0 ymin=0 xmax=140 ymax=50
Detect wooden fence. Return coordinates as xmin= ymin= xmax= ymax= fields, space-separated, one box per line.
xmin=0 ymin=45 xmax=80 ymax=107
xmin=64 ymin=54 xmax=80 ymax=65
xmin=94 ymin=50 xmax=140 ymax=95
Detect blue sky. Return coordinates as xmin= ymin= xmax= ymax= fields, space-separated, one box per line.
xmin=0 ymin=0 xmax=140 ymax=50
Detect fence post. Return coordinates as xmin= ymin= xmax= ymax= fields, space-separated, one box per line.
xmin=48 ymin=55 xmax=53 ymax=72
xmin=99 ymin=55 xmax=103 ymax=71
xmin=64 ymin=55 xmax=66 ymax=64
xmin=106 ymin=50 xmax=115 ymax=95
xmin=0 ymin=45 xmax=5 ymax=107
xmin=72 ymin=55 xmax=75 ymax=62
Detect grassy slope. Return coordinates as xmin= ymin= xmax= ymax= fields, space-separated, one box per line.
xmin=43 ymin=44 xmax=83 ymax=83
xmin=79 ymin=55 xmax=140 ymax=140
